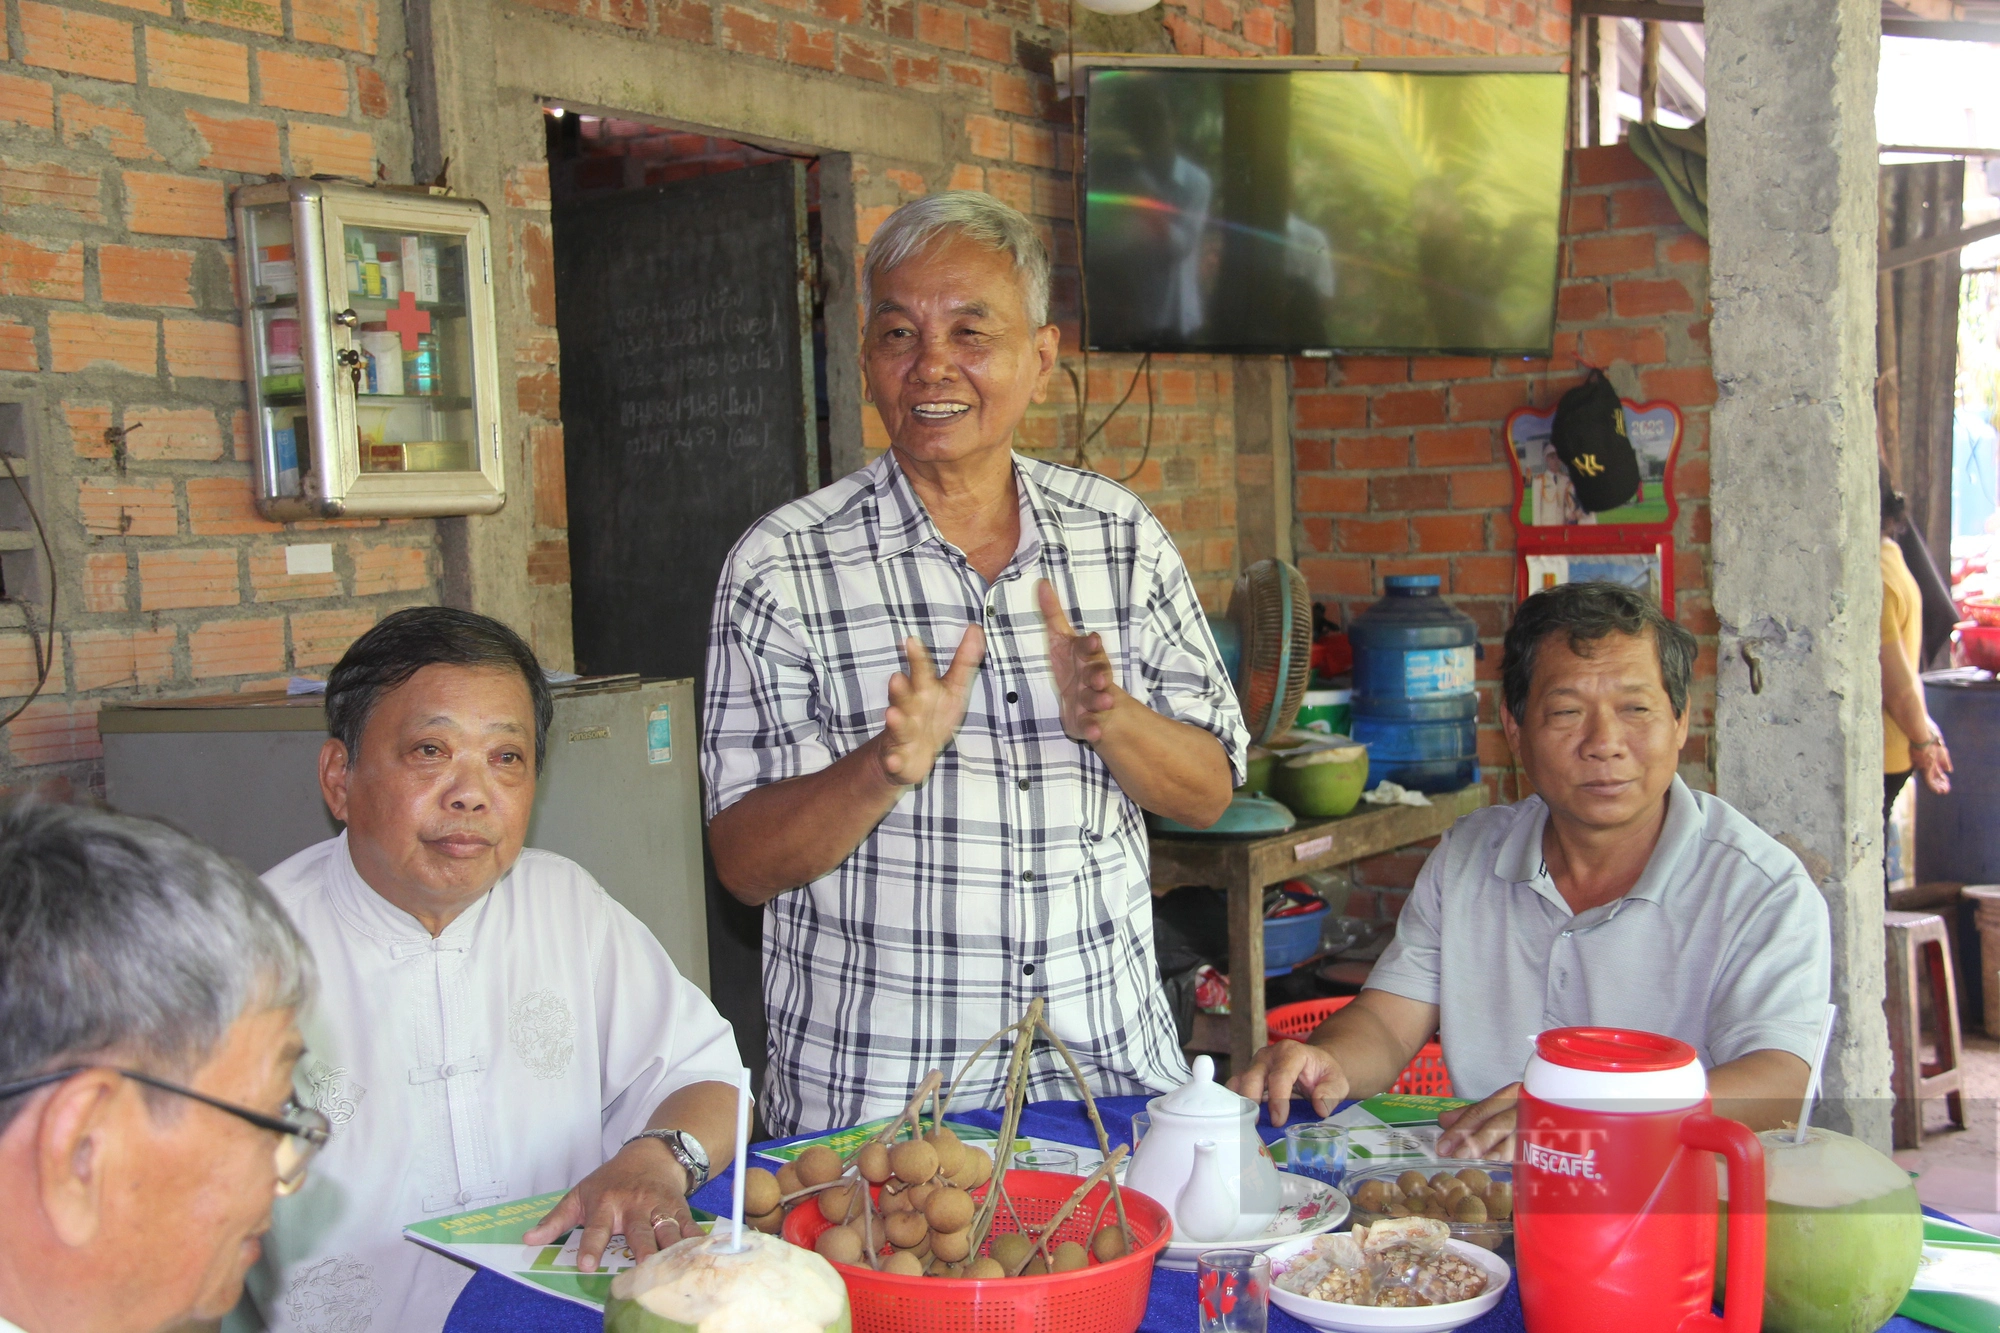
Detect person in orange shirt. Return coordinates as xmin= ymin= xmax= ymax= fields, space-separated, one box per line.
xmin=1880 ymin=462 xmax=1952 ymax=839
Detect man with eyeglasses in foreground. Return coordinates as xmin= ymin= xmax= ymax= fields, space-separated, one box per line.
xmin=0 ymin=800 xmax=324 ymax=1333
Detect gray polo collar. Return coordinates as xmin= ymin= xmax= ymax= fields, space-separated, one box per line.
xmin=1497 ymin=776 xmax=1700 ymax=914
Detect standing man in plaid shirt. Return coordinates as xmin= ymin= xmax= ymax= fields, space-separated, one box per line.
xmin=702 ymin=192 xmax=1249 ymax=1135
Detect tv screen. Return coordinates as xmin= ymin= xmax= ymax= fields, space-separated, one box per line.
xmin=1082 ymin=68 xmax=1570 ymax=356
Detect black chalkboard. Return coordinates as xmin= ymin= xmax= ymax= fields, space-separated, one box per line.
xmin=552 ymin=160 xmax=815 ymax=685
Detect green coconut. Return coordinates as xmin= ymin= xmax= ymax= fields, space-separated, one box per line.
xmin=603 ymin=1230 xmax=852 ymax=1333
xmin=1715 ymin=1127 xmax=1923 ymax=1333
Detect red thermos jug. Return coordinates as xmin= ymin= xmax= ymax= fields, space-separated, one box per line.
xmin=1514 ymin=1028 xmax=1767 ymax=1333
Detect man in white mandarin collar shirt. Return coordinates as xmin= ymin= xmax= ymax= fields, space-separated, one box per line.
xmin=247 ymin=608 xmax=743 ymax=1333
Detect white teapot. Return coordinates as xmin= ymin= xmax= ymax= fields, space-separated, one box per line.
xmin=1124 ymin=1055 xmax=1284 ymax=1242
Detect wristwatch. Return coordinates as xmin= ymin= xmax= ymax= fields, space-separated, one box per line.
xmin=625 ymin=1128 xmax=710 ymax=1193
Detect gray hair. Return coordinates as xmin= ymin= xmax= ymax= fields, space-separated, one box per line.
xmin=1501 ymin=581 xmax=1697 ymax=722
xmin=0 ymin=800 xmax=316 ymax=1131
xmin=862 ymin=191 xmax=1052 ymax=328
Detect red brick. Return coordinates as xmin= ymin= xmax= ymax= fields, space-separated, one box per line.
xmin=1297 ymin=474 xmax=1367 ymax=513
xmin=0 ymin=320 xmax=36 ymax=372
xmin=1243 ymin=5 xmax=1279 ymax=47
xmin=813 ymin=0 xmax=862 ymax=21
xmin=59 ymin=94 xmax=156 ymax=159
xmin=1336 ymin=356 xmax=1407 ymax=386
xmin=20 ymin=4 xmax=136 ymax=83
xmin=1611 ymin=278 xmax=1694 ymax=319
xmin=890 ymin=51 xmax=938 ymax=89
xmin=187 ymin=0 xmax=282 ymax=32
xmin=519 ymin=222 xmax=556 ymax=327
xmin=1609 ymin=184 xmax=1683 ymax=230
xmin=1570 ymin=232 xmax=1656 ymax=278
xmin=123 ymin=171 xmax=227 ymax=238
xmin=1340 ymin=517 xmax=1407 ymax=554
xmin=968 ymin=14 xmax=1010 ymax=60
xmin=532 ymin=422 xmax=567 ymax=527
xmin=966 ymin=113 xmax=1010 ymax=160
xmin=528 ymin=539 xmax=570 ymax=586
xmin=1354 ymin=850 xmax=1426 ymax=888
xmin=1571 ymin=143 xmax=1651 ymax=187
xmin=1577 ymin=325 xmax=1667 ymax=366
xmin=1294 ymin=438 xmax=1332 ymax=472
xmin=839 ymin=35 xmax=888 ymax=80
xmin=1371 ymin=472 xmax=1449 ymax=511
xmin=80 ymin=477 xmax=175 ymax=536
xmin=290 ymin=608 xmax=376 ymax=668
xmin=124 ymin=405 xmax=223 ymax=460
xmin=66 ymin=403 xmax=113 ymax=458
xmin=352 ymin=543 xmax=427 ymax=595
xmin=1410 ymin=356 xmax=1490 ymax=381
xmin=1454 ymin=553 xmax=1516 ymax=594
xmin=1371 ymin=388 xmax=1447 ymax=427
xmin=0 ymin=633 xmax=62 ymax=697
xmin=256 ymin=50 xmax=348 ymax=114
xmin=293 ymin=0 xmax=379 ymax=52
xmin=721 ymin=5 xmax=780 ymax=54
xmin=83 ymin=553 xmax=130 ymax=613
xmin=288 ymin=123 xmax=374 ymax=178
xmin=784 ymin=21 xmax=836 ymax=67
xmin=355 ymin=64 xmax=391 ymax=116
xmin=945 ymin=163 xmax=982 ymax=193
xmin=189 ymin=616 xmax=283 ymax=677
xmin=187 ymin=475 xmax=283 ymax=534
xmin=992 ymin=71 xmax=1039 ymax=117
xmin=0 ymin=234 xmax=82 ymax=300
xmin=1299 ymin=556 xmax=1375 ymax=596
xmin=1414 ymin=425 xmax=1494 ymax=468
xmin=97 ymin=243 xmax=193 ymax=307
xmin=602 ymin=0 xmax=651 ymax=28
xmin=146 ymin=28 xmax=249 ymax=101
xmin=1295 ymin=391 xmax=1367 ymax=431
xmin=248 ymin=545 xmax=339 ymax=602
xmin=1013 ymin=123 xmax=1055 ymax=169
xmin=1 ymin=160 xmax=104 ymax=222
xmin=185 ymin=109 xmax=281 ymax=173
xmin=5 ymin=699 xmax=102 ymax=767
xmin=518 ymin=371 xmax=560 ymax=418
xmin=944 ymin=60 xmax=986 ymax=94
xmin=0 ymin=74 xmax=55 ymax=131
xmin=1564 ymin=192 xmax=1607 ymax=234
xmin=72 ymin=628 xmax=175 ymax=691
xmin=917 ymin=2 xmax=965 ymax=46
xmin=1451 ymin=467 xmax=1516 ymax=510
xmin=1411 ymin=513 xmax=1485 ymax=552
xmin=139 ymin=549 xmax=239 ymax=610
xmin=163 ymin=318 xmax=243 ymax=379
xmin=1331 ymin=435 xmax=1409 ymax=470
xmin=49 ymin=312 xmax=156 ymax=374
xmin=1663 ymin=234 xmax=1710 ymax=266
xmin=1673 ymin=456 xmax=1709 ymax=499
xmin=1557 ymin=282 xmax=1608 ymax=323
xmin=1640 ymin=365 xmax=1717 ymax=407
xmin=985 ymin=167 xmax=1031 ymax=216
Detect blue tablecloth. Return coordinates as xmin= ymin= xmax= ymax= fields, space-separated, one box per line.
xmin=444 ymin=1097 xmax=1949 ymax=1332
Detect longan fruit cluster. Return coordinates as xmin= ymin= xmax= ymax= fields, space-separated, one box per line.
xmin=1349 ymin=1168 xmax=1513 ymax=1227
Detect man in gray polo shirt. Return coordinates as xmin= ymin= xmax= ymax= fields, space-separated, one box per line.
xmin=1234 ymin=582 xmax=1830 ymax=1158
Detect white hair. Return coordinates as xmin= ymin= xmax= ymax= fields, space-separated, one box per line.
xmin=862 ymin=191 xmax=1051 ymax=327
xmin=0 ymin=800 xmax=316 ymax=1130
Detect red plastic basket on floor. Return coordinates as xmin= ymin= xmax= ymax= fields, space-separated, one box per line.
xmin=782 ymin=1170 xmax=1171 ymax=1333
xmin=1266 ymin=997 xmax=1453 ymax=1097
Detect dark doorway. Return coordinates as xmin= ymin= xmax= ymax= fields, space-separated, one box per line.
xmin=547 ymin=114 xmax=829 ymax=1098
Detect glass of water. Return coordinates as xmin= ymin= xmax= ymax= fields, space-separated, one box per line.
xmin=1282 ymin=1122 xmax=1347 ymax=1186
xmin=1197 ymin=1249 xmax=1270 ymax=1333
xmin=1015 ymin=1147 xmax=1079 ymax=1175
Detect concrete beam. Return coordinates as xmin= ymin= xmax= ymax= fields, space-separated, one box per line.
xmin=1707 ymin=0 xmax=1890 ymax=1145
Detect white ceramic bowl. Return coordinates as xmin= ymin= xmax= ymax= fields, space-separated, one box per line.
xmin=1264 ymin=1234 xmax=1511 ymax=1333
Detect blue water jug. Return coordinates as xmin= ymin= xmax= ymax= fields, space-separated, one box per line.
xmin=1349 ymin=575 xmax=1480 ymax=792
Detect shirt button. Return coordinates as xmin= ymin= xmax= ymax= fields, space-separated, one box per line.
xmin=441 ymin=1063 xmax=457 ymax=1078
xmin=1006 ymin=691 xmax=1019 ymax=704
xmin=1023 ymin=963 xmax=1037 ymax=976
xmin=1021 ymin=870 xmax=1034 ymax=883
xmin=1017 ymin=778 xmax=1030 ymax=791
xmin=986 ymin=604 xmax=995 ymax=618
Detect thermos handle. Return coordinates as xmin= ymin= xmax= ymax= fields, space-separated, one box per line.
xmin=1675 ymin=1112 xmax=1766 ymax=1333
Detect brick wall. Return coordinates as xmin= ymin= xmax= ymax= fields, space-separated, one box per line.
xmin=1294 ymin=142 xmax=1716 ymax=922
xmin=1333 ymin=0 xmax=1567 ymax=56
xmin=0 ymin=0 xmax=430 ymax=794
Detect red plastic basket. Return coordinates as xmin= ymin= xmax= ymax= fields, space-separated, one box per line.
xmin=1265 ymin=997 xmax=1453 ymax=1097
xmin=782 ymin=1170 xmax=1172 ymax=1333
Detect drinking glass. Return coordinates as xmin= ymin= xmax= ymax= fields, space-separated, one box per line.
xmin=1015 ymin=1147 xmax=1079 ymax=1175
xmin=1130 ymin=1110 xmax=1151 ymax=1150
xmin=1283 ymin=1122 xmax=1347 ymax=1186
xmin=1197 ymin=1248 xmax=1270 ymax=1333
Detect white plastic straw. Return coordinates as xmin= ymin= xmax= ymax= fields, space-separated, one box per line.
xmin=728 ymin=1067 xmax=752 ymax=1249
xmin=1793 ymin=1003 xmax=1838 ymax=1145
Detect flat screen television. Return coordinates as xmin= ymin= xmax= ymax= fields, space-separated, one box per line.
xmin=1082 ymin=68 xmax=1571 ymax=356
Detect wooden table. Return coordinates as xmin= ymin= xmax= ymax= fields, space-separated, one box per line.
xmin=1148 ymin=785 xmax=1489 ymax=1073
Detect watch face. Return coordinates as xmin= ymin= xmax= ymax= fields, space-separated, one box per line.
xmin=677 ymin=1131 xmax=709 ymax=1170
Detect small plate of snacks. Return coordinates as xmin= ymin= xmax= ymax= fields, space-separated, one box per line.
xmin=1268 ymin=1217 xmax=1510 ymax=1332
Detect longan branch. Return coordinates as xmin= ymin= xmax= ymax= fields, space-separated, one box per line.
xmin=1004 ymin=1146 xmax=1129 ymax=1277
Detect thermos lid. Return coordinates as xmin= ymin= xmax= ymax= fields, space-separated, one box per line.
xmin=1383 ymin=575 xmax=1441 ymax=592
xmin=1524 ymin=1027 xmax=1706 ymax=1111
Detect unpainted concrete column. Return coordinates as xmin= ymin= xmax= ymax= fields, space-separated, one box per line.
xmin=1707 ymin=0 xmax=1891 ymax=1145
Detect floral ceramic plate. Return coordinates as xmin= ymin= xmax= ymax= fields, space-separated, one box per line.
xmin=1155 ymin=1170 xmax=1351 ymax=1271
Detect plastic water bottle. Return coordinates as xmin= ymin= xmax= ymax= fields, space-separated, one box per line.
xmin=1348 ymin=575 xmax=1480 ymax=792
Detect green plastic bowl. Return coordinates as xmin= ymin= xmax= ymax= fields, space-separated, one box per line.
xmin=1272 ymin=744 xmax=1369 ymax=818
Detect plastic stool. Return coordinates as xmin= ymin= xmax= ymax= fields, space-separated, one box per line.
xmin=1885 ymin=910 xmax=1967 ymax=1149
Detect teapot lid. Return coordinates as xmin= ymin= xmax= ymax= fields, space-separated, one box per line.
xmin=1154 ymin=1055 xmax=1252 ymax=1117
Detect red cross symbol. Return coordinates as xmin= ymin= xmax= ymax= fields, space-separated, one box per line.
xmin=383 ymin=289 xmax=432 ymax=352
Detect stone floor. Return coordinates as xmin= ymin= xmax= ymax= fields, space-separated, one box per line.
xmin=1894 ymin=1031 xmax=2000 ymax=1233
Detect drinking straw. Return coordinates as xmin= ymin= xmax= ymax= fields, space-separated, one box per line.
xmin=728 ymin=1067 xmax=752 ymax=1249
xmin=1793 ymin=1003 xmax=1838 ymax=1145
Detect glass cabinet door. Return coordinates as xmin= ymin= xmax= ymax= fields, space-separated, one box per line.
xmin=336 ymin=222 xmax=478 ymax=475
xmin=241 ymin=199 xmax=311 ymax=501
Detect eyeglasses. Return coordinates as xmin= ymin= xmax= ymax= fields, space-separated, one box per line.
xmin=0 ymin=1066 xmax=331 ymax=1195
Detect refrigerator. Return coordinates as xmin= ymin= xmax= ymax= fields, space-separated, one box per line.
xmin=99 ymin=677 xmax=709 ymax=993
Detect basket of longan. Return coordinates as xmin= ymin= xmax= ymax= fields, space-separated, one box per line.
xmin=1342 ymin=1161 xmax=1514 ymax=1255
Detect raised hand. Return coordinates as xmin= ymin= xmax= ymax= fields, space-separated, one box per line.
xmin=875 ymin=626 xmax=986 ymax=787
xmin=1037 ymin=580 xmax=1120 ymax=743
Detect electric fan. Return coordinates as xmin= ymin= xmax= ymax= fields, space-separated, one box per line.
xmin=1154 ymin=558 xmax=1314 ymax=837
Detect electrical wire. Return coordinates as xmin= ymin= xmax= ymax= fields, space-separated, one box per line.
xmin=0 ymin=450 xmax=56 ymax=730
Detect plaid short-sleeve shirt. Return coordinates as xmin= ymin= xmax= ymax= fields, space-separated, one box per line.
xmin=703 ymin=450 xmax=1248 ymax=1135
